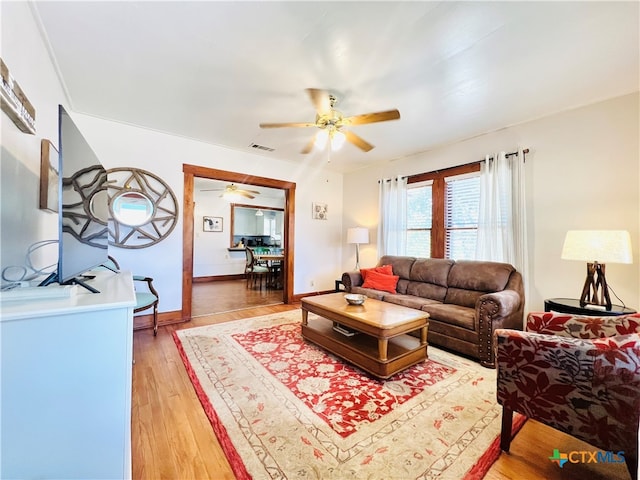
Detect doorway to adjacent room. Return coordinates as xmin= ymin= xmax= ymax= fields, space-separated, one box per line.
xmin=182 ymin=164 xmax=296 ymax=321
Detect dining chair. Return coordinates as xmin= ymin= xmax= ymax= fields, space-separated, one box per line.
xmin=103 ymin=256 xmax=160 ymax=336
xmin=245 ymin=248 xmax=270 ymax=289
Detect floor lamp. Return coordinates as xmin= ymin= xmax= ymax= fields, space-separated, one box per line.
xmin=347 ymin=227 xmax=369 ymax=270
xmin=561 ymin=230 xmax=633 ymax=310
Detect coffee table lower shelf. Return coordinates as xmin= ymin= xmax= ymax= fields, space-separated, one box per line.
xmin=301 ymin=318 xmax=427 ymax=379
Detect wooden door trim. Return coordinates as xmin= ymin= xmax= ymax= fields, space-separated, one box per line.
xmin=182 ymin=164 xmax=296 ymax=321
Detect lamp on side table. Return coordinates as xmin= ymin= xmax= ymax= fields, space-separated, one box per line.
xmin=561 ymin=230 xmax=633 ymax=310
xmin=347 ymin=227 xmax=369 ymax=270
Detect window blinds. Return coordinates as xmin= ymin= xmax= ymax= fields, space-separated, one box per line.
xmin=445 ymin=173 xmax=480 ymax=259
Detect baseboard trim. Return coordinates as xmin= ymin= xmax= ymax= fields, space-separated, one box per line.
xmin=134 ymin=309 xmax=185 ymax=331
xmin=291 ymin=289 xmax=334 ymax=303
xmin=193 ymin=274 xmax=246 ymax=283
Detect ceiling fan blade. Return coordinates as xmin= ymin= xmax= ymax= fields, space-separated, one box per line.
xmin=219 ymin=192 xmax=255 ymax=199
xmin=342 ymin=109 xmax=400 ymax=126
xmin=306 ymin=88 xmax=332 ymax=116
xmin=344 ymin=130 xmax=374 ymax=152
xmin=301 ymin=134 xmax=317 ymax=154
xmin=260 ymin=122 xmax=317 ymax=128
xmin=239 ymin=189 xmax=260 ymax=195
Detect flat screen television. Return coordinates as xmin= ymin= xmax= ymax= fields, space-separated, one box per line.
xmin=40 ymin=105 xmax=108 ymax=292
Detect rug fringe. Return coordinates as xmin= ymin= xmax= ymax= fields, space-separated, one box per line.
xmin=462 ymin=413 xmax=527 ymax=480
xmin=172 ymin=331 xmax=252 ymax=480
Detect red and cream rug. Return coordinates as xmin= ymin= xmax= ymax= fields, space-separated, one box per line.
xmin=174 ymin=310 xmax=524 ymax=479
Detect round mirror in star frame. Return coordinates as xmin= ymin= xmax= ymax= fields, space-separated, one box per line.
xmin=106 ymin=168 xmax=178 ymax=249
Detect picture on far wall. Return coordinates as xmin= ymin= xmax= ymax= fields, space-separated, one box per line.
xmin=39 ymin=139 xmax=59 ymax=212
xmin=203 ymin=216 xmax=223 ymax=232
xmin=312 ymin=202 xmax=328 ymax=220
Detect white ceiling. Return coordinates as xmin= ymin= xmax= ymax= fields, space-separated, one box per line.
xmin=32 ymin=1 xmax=639 ymax=173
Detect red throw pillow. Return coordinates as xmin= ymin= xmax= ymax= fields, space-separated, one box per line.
xmin=360 ymin=264 xmax=393 ymax=282
xmin=362 ymin=269 xmax=399 ymax=294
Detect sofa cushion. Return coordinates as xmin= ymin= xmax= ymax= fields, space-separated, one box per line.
xmin=362 ymin=270 xmax=399 ymax=293
xmin=396 ymin=278 xmax=410 ymax=295
xmin=378 ymin=255 xmax=416 ymax=280
xmin=382 ymin=294 xmax=441 ymax=310
xmin=406 ymin=281 xmax=447 ymax=303
xmin=350 ymin=286 xmax=386 ymax=300
xmin=360 ymin=264 xmax=393 ymax=282
xmin=446 ymin=260 xmax=515 ymax=293
xmin=421 ymin=303 xmax=476 ymax=330
xmin=444 ymin=288 xmax=484 ymax=309
xmin=409 ymin=258 xmax=454 ymax=287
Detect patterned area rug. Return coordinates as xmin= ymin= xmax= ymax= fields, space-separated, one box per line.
xmin=174 ymin=310 xmax=524 ymax=480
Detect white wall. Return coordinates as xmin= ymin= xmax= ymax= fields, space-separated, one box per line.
xmin=343 ymin=93 xmax=640 ymax=311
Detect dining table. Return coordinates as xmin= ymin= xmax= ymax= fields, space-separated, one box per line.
xmin=254 ymin=253 xmax=284 ymax=289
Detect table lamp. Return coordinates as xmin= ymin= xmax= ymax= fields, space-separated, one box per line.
xmin=561 ymin=230 xmax=633 ymax=310
xmin=347 ymin=227 xmax=369 ymax=270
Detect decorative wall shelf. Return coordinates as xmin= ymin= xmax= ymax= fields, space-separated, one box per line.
xmin=0 ymin=58 xmax=36 ymax=134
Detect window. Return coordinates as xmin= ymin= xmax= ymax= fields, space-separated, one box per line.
xmin=406 ymin=181 xmax=432 ymax=258
xmin=407 ymin=163 xmax=480 ymax=259
xmin=445 ymin=173 xmax=480 ymax=260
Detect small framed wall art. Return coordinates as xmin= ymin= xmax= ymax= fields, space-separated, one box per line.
xmin=312 ymin=202 xmax=328 ymax=220
xmin=39 ymin=139 xmax=59 ymax=212
xmin=203 ymin=216 xmax=223 ymax=232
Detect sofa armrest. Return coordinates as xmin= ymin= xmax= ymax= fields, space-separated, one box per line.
xmin=341 ymin=271 xmax=363 ymax=292
xmin=477 ymin=289 xmax=524 ymax=368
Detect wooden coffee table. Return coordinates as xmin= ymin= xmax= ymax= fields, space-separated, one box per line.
xmin=301 ymin=293 xmax=429 ymax=379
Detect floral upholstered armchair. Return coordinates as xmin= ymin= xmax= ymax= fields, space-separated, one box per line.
xmin=495 ymin=312 xmax=640 ymax=479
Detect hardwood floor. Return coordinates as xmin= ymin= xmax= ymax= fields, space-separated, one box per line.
xmin=191 ymin=279 xmax=283 ymax=317
xmin=132 ymin=281 xmax=633 ymax=480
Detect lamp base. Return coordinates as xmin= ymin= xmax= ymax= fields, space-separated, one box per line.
xmin=579 ymin=262 xmax=612 ymax=310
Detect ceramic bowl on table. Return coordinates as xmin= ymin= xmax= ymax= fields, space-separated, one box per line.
xmin=344 ymin=293 xmax=366 ymax=305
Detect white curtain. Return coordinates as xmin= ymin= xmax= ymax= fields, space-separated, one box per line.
xmin=476 ymin=149 xmax=528 ymax=283
xmin=377 ymin=175 xmax=408 ymax=256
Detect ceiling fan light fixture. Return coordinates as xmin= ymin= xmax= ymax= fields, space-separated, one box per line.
xmin=314 ymin=129 xmax=329 ymax=149
xmin=331 ymin=130 xmax=346 ymax=150
xmin=255 ymin=209 xmax=264 ymax=216
xmin=260 ymin=88 xmax=399 ymax=154
xmin=222 ymin=191 xmax=243 ymax=202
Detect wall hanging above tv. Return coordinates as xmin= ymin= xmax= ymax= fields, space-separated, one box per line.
xmin=106 ymin=167 xmax=178 ymax=249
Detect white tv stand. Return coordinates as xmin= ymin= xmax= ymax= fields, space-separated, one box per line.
xmin=1 ymin=270 xmax=136 ymax=479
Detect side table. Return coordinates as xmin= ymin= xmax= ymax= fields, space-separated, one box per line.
xmin=544 ymin=297 xmax=636 ymax=316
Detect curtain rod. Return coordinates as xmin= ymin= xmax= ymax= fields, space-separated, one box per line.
xmin=378 ymin=148 xmax=530 ymax=182
xmin=452 ymin=147 xmax=530 ymax=171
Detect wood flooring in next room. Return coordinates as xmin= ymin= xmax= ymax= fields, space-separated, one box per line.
xmin=131 ymin=280 xmax=633 ymax=480
xmin=191 ymin=278 xmax=284 ymax=317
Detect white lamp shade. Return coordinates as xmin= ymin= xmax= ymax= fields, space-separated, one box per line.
xmin=347 ymin=227 xmax=369 ymax=245
xmin=561 ymin=230 xmax=633 ymax=264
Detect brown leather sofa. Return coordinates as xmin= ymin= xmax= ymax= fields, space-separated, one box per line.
xmin=341 ymin=255 xmax=524 ymax=367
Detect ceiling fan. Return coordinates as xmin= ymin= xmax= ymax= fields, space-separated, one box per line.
xmin=259 ymin=88 xmax=400 ymax=154
xmin=200 ymin=183 xmax=260 ymax=200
